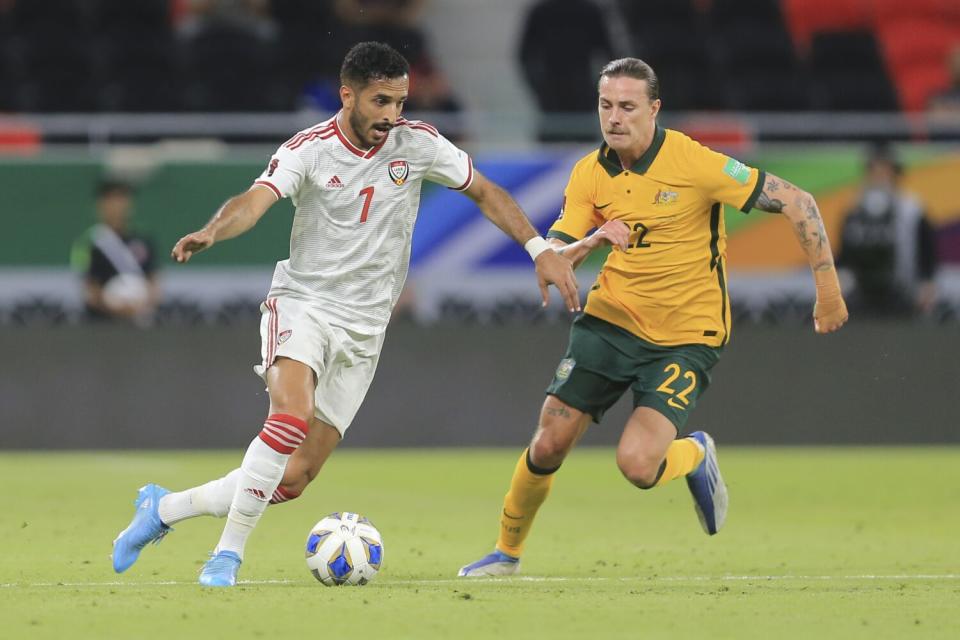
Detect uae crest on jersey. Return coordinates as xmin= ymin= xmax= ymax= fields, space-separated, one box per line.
xmin=388 ymin=160 xmax=409 ymax=185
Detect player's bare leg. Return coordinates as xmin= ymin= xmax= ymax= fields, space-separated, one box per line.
xmin=615 ymin=407 xmax=678 ymax=488
xmin=274 ymin=417 xmax=342 ymax=500
xmin=199 ymin=357 xmax=316 ymax=586
xmin=459 ymin=396 xmax=590 ymax=577
xmin=617 ymin=406 xmax=727 ymax=534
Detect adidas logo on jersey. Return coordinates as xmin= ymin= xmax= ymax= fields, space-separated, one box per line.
xmin=325 ymin=175 xmax=345 ymax=189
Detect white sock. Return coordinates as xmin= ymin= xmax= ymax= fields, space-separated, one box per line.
xmin=215 ymin=414 xmax=308 ymax=559
xmin=158 ymin=469 xmax=242 ymax=525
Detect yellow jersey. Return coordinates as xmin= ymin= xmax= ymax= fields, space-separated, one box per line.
xmin=548 ymin=125 xmax=765 ymax=347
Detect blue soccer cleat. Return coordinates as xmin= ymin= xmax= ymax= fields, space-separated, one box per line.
xmin=112 ymin=483 xmax=172 ymax=573
xmin=199 ymin=551 xmax=242 ymax=587
xmin=458 ymin=549 xmax=520 ymax=577
xmin=685 ymin=431 xmax=728 ymax=535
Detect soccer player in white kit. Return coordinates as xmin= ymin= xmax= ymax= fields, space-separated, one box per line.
xmin=110 ymin=42 xmax=580 ymax=587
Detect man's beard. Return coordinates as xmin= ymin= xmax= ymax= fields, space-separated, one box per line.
xmin=349 ymin=110 xmax=391 ymax=149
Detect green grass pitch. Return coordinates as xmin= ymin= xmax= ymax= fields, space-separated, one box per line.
xmin=3 ymin=447 xmax=958 ymax=639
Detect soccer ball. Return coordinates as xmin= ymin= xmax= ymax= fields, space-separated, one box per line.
xmin=102 ymin=273 xmax=149 ymax=310
xmin=305 ymin=512 xmax=384 ymax=586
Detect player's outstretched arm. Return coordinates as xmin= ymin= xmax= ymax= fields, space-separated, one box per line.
xmin=549 ymin=220 xmax=631 ymax=269
xmin=171 ymin=185 xmax=278 ymax=263
xmin=754 ymin=173 xmax=848 ymax=334
xmin=463 ymin=171 xmax=580 ymax=312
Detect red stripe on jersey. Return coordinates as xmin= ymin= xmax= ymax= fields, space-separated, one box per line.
xmin=286 ymin=125 xmax=335 ymax=150
xmin=254 ymin=180 xmax=282 ymax=199
xmin=283 ymin=122 xmax=335 ymax=149
xmin=265 ymin=298 xmax=278 ymax=367
xmin=410 ymin=124 xmax=439 ymax=137
xmin=451 ymin=156 xmax=474 ymax=191
xmin=398 ymin=117 xmax=438 ymax=133
xmin=395 ymin=119 xmax=439 ymax=137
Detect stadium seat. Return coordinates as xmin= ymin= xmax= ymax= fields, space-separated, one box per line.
xmin=712 ymin=18 xmax=812 ymax=111
xmin=94 ymin=0 xmax=171 ymax=34
xmin=620 ymin=1 xmax=723 ymax=110
xmin=710 ymin=0 xmax=784 ymax=25
xmin=99 ymin=34 xmax=183 ymax=112
xmin=618 ymin=0 xmax=698 ymax=24
xmin=872 ymin=0 xmax=960 ymax=22
xmin=181 ymin=22 xmax=287 ymax=112
xmin=781 ymin=0 xmax=870 ymax=51
xmin=7 ymin=31 xmax=101 ymax=112
xmin=876 ymin=19 xmax=960 ymax=111
xmin=808 ymin=31 xmax=899 ymax=111
xmin=269 ymin=0 xmax=333 ymax=27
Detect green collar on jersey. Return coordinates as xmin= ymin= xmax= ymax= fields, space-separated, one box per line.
xmin=597 ymin=124 xmax=666 ymax=178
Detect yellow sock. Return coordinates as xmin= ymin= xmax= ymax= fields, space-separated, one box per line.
xmin=654 ymin=437 xmax=705 ymax=488
xmin=495 ymin=448 xmax=557 ymax=557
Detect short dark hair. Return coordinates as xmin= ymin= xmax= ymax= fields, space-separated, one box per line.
xmin=95 ymin=179 xmax=133 ymax=199
xmin=598 ymin=58 xmax=660 ymax=101
xmin=866 ymin=143 xmax=903 ymax=177
xmin=340 ymin=42 xmax=410 ymax=89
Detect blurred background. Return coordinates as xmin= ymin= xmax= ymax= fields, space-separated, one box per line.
xmin=1 ymin=0 xmax=958 ymax=449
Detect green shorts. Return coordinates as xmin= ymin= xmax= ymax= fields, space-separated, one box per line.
xmin=545 ymin=314 xmax=722 ymax=432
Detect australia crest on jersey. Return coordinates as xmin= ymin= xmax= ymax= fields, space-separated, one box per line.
xmin=388 ymin=159 xmax=409 ymax=185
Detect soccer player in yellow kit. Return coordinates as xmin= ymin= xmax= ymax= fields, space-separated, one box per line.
xmin=459 ymin=58 xmax=848 ymax=576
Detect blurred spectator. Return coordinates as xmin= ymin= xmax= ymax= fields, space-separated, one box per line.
xmin=518 ymin=0 xmax=614 ymax=142
xmin=404 ymin=57 xmax=464 ymax=140
xmin=928 ymin=44 xmax=960 ymax=115
xmin=70 ymin=181 xmax=160 ymax=324
xmin=838 ymin=146 xmax=939 ymax=318
xmin=177 ymin=0 xmax=277 ymax=40
xmin=333 ymin=0 xmax=428 ymax=61
xmin=334 ymin=0 xmax=426 ymax=27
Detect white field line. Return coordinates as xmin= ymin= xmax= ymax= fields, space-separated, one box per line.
xmin=1 ymin=574 xmax=958 ymax=588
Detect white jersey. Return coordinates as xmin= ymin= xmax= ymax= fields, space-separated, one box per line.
xmin=253 ymin=113 xmax=473 ymax=334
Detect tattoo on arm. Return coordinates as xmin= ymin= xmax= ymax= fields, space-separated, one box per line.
xmin=804 ymin=198 xmax=827 ymax=254
xmin=756 ymin=175 xmax=785 ymax=213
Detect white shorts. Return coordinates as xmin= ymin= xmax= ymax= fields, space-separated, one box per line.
xmin=253 ymin=295 xmax=385 ymax=436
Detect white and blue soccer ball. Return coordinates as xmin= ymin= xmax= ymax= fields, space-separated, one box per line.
xmin=305 ymin=512 xmax=384 ymax=586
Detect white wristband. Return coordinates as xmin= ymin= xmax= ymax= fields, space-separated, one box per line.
xmin=524 ymin=236 xmax=551 ymax=261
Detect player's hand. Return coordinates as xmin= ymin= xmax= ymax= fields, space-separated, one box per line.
xmin=535 ymin=249 xmax=581 ymax=312
xmin=813 ymin=267 xmax=848 ymax=334
xmin=584 ymin=220 xmax=631 ymax=251
xmin=171 ymin=229 xmax=216 ymax=263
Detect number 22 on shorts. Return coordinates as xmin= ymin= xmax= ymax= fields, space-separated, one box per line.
xmin=657 ymin=363 xmax=697 ymax=411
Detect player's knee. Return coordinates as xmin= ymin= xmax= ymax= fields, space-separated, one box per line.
xmin=616 ymin=455 xmax=661 ymax=490
xmin=267 ymin=403 xmax=314 ymax=427
xmin=529 ymin=430 xmax=573 ymax=468
xmin=267 ymin=387 xmax=314 ymax=425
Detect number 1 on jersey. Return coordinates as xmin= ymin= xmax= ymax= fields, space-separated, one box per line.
xmin=359 ymin=186 xmax=375 ymax=223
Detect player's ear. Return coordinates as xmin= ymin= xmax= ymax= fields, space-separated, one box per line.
xmin=650 ymin=98 xmax=661 ymax=118
xmin=340 ymin=85 xmax=354 ymax=109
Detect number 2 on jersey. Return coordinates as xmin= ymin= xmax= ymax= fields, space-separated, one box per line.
xmin=627 ymin=222 xmax=651 ymax=250
xmin=358 ymin=186 xmax=375 ymax=223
